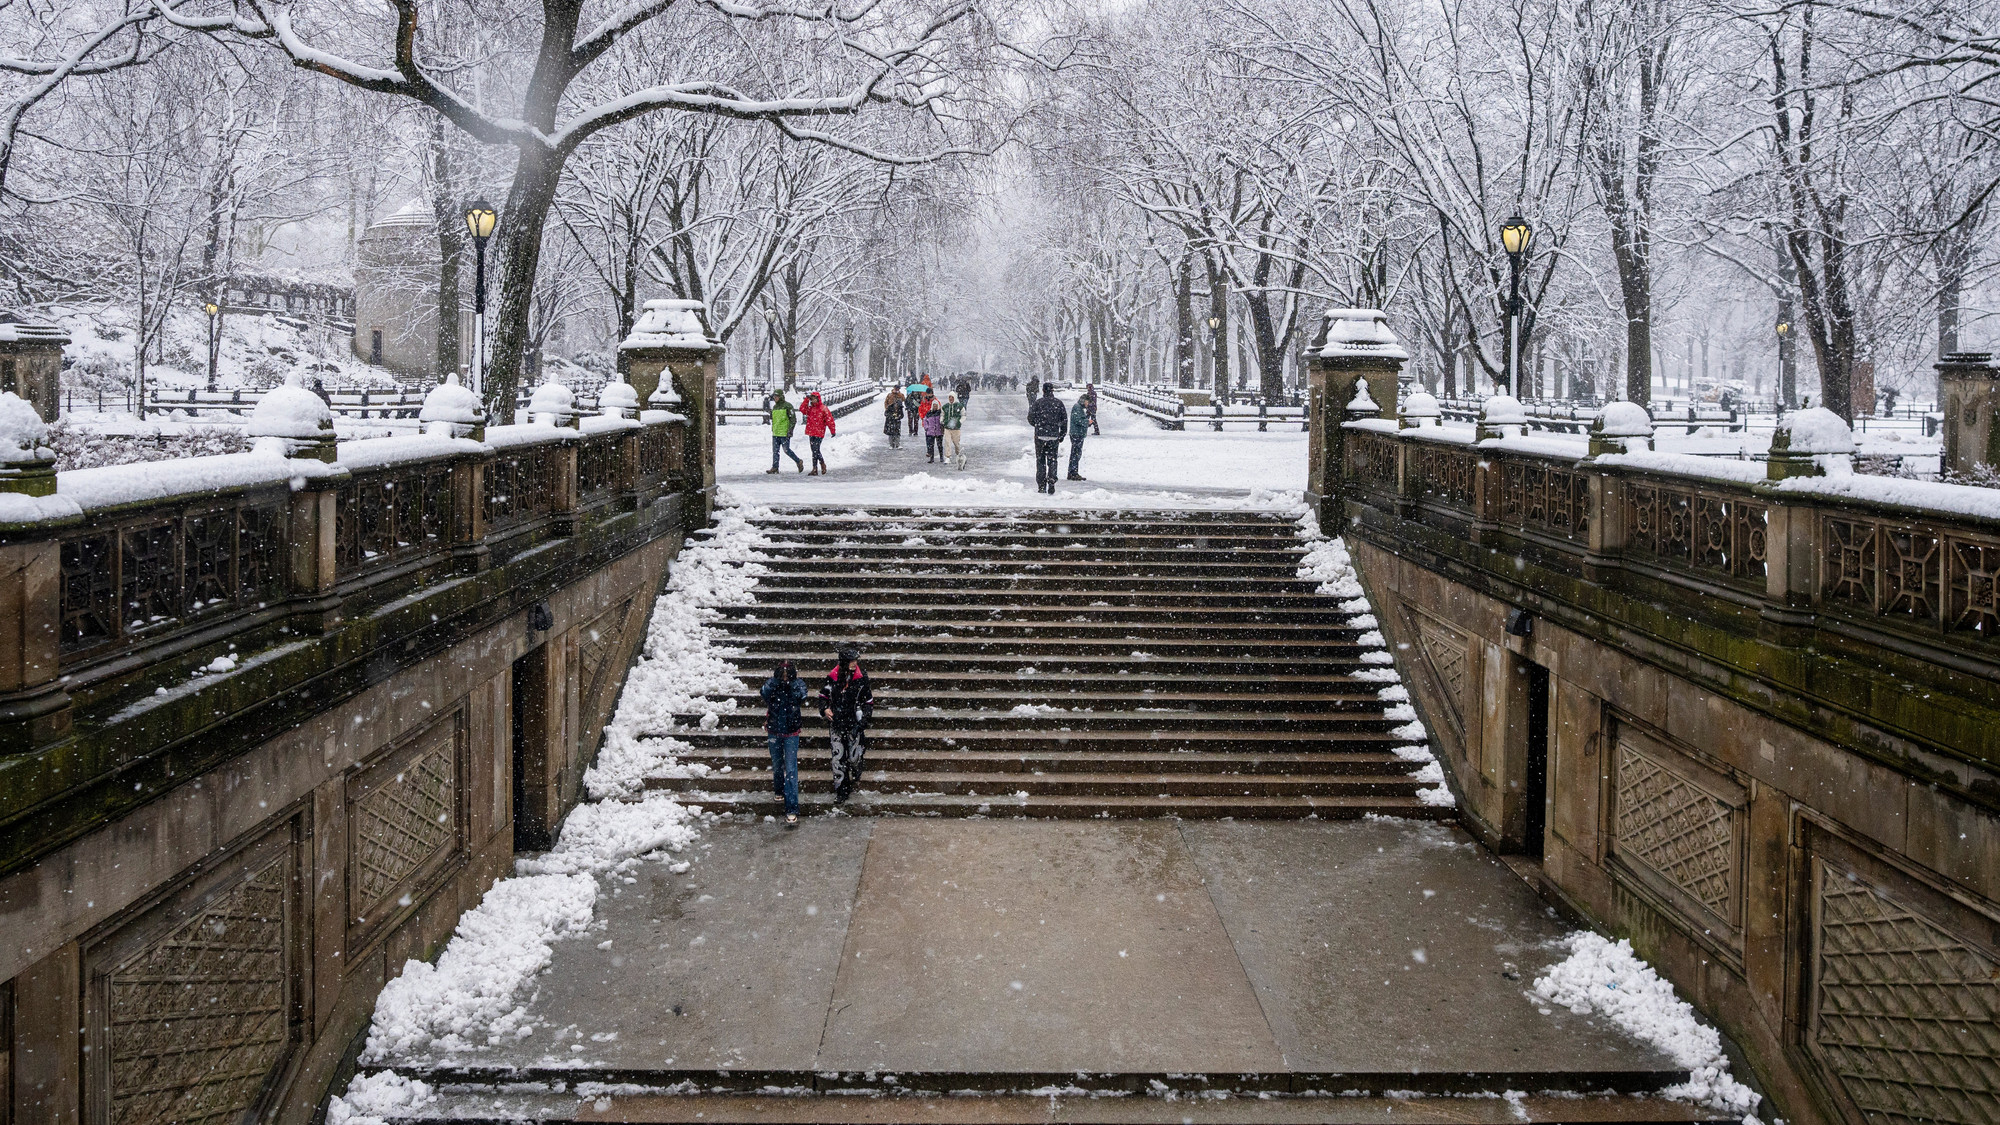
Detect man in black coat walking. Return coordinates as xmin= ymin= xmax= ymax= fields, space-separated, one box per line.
xmin=817 ymin=647 xmax=874 ymax=803
xmin=1028 ymin=383 xmax=1068 ymax=494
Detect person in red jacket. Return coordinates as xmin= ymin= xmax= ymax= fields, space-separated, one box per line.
xmin=801 ymin=391 xmax=836 ymax=475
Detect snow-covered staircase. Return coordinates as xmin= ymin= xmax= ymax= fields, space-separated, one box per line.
xmin=648 ymin=506 xmax=1450 ymax=819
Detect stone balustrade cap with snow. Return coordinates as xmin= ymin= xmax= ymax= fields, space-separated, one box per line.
xmin=1595 ymin=400 xmax=1654 ymax=437
xmin=621 ymin=299 xmax=715 ymax=350
xmin=527 ymin=380 xmax=577 ymax=424
xmin=0 ymin=392 xmax=53 ymax=466
xmin=247 ymin=375 xmax=335 ymax=441
xmin=1400 ymin=391 xmax=1440 ymax=418
xmin=1318 ymin=308 xmax=1410 ymax=362
xmin=419 ymin=377 xmax=486 ymax=426
xmin=1480 ymin=394 xmax=1528 ymax=425
xmin=599 ymin=379 xmax=641 ymax=414
xmin=1778 ymin=407 xmax=1855 ymax=454
xmin=1347 ymin=381 xmax=1381 ymax=413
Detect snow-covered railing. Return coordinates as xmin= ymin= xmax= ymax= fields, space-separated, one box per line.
xmin=1099 ymin=384 xmax=1185 ymax=429
xmin=2 ymin=412 xmax=687 ymax=680
xmin=1339 ymin=416 xmax=2000 ymax=651
xmin=714 ymin=379 xmax=878 ymax=425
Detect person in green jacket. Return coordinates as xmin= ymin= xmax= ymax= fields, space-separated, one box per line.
xmin=767 ymin=391 xmax=804 ymax=473
xmin=941 ymin=393 xmax=965 ymax=468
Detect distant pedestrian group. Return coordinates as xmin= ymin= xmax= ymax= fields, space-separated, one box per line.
xmin=761 ymin=648 xmax=875 ymax=827
xmin=882 ymin=371 xmax=969 ymax=469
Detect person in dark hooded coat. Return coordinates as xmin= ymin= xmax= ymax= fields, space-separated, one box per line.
xmin=761 ymin=660 xmax=807 ymax=826
xmin=817 ymin=647 xmax=875 ymax=803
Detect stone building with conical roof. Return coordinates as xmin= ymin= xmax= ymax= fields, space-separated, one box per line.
xmin=351 ymin=199 xmax=471 ymax=379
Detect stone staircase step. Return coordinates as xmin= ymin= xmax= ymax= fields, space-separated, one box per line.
xmin=640 ymin=746 xmax=1419 ymax=776
xmin=666 ymin=729 xmax=1409 ymax=753
xmin=681 ymin=709 xmax=1402 ymax=734
xmin=723 ymin=653 xmax=1389 ymax=677
xmin=672 ymin=789 xmax=1447 ymax=819
xmin=754 ymin=574 xmax=1324 ymax=593
xmin=657 ymin=769 xmax=1423 ymax=799
xmin=710 ymin=689 xmax=1392 ymax=711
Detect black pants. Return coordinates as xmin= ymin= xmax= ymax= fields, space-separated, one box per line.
xmin=809 ymin=435 xmax=826 ymax=470
xmin=831 ymin=726 xmax=866 ymax=795
xmin=1067 ymin=433 xmax=1085 ymax=477
xmin=1034 ymin=439 xmax=1063 ymax=489
xmin=925 ymin=434 xmax=944 ymax=460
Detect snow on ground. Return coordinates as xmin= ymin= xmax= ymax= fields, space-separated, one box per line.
xmin=1534 ymin=933 xmax=1763 ymax=1121
xmin=719 ymin=388 xmax=1305 ymax=509
xmin=329 ymin=493 xmax=778 ymax=1124
xmin=1294 ymin=509 xmax=1452 ymax=808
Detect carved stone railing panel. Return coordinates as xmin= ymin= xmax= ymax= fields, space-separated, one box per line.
xmin=1629 ymin=485 xmax=1766 ymax=585
xmin=1344 ymin=430 xmax=1399 ymax=494
xmin=58 ymin=498 xmax=291 ymax=663
xmin=1498 ymin=457 xmax=1590 ymax=542
xmin=100 ymin=849 xmax=293 ymax=1125
xmin=334 ymin=464 xmax=453 ymax=578
xmin=1810 ymin=860 xmax=2000 ymax=1125
xmin=578 ymin=432 xmax=625 ymax=505
xmin=1414 ymin=444 xmax=1478 ymax=511
xmin=637 ymin=425 xmax=675 ymax=482
xmin=1822 ymin=514 xmax=2000 ymax=639
xmin=1614 ymin=741 xmax=1738 ymax=923
xmin=484 ymin=446 xmax=558 ymax=533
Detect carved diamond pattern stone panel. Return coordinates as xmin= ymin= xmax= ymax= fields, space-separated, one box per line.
xmin=579 ymin=598 xmax=636 ymax=718
xmin=352 ymin=737 xmax=457 ymax=909
xmin=1614 ymin=743 xmax=1736 ymax=920
xmin=1413 ymin=618 xmax=1468 ymax=737
xmin=1813 ymin=864 xmax=2000 ymax=1125
xmin=106 ymin=855 xmax=290 ymax=1125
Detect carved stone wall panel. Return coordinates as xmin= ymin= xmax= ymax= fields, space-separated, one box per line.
xmin=578 ymin=596 xmax=637 ymax=721
xmin=1810 ymin=858 xmax=2000 ymax=1125
xmin=1613 ymin=739 xmax=1741 ymax=927
xmin=1401 ymin=606 xmax=1470 ymax=742
xmin=87 ymin=831 xmax=298 ymax=1125
xmin=347 ymin=717 xmax=462 ymax=933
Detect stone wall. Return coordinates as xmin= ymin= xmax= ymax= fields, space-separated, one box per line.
xmin=0 ymin=416 xmax=694 ymax=1125
xmin=1333 ymin=419 xmax=2000 ymax=1125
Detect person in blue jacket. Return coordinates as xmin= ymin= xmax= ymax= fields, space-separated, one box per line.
xmin=761 ymin=660 xmax=808 ymax=827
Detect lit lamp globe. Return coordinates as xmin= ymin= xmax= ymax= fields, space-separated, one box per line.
xmin=1501 ymin=215 xmax=1532 ymax=256
xmin=464 ymin=200 xmax=497 ymax=240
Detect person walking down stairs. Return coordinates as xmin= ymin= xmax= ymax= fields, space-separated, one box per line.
xmin=802 ymin=391 xmax=834 ymax=475
xmin=883 ymin=387 xmax=904 ymax=450
xmin=767 ymin=391 xmax=805 ymax=474
xmin=761 ymin=661 xmax=807 ymax=827
xmin=817 ymin=647 xmax=874 ymax=803
xmin=941 ymin=393 xmax=965 ymax=469
xmin=1066 ymin=395 xmax=1090 ymax=481
xmin=1029 ymin=383 xmax=1067 ymax=494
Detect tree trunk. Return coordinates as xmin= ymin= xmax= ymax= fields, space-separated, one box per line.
xmin=427 ymin=118 xmax=463 ymax=383
xmin=1175 ymin=254 xmax=1194 ymax=388
xmin=487 ymin=148 xmax=564 ymax=423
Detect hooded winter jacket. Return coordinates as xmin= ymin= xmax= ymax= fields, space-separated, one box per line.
xmin=769 ymin=398 xmax=797 ymax=438
xmin=761 ymin=670 xmax=808 ymax=735
xmin=941 ymin=401 xmax=964 ymax=430
xmin=1069 ymin=400 xmax=1090 ymax=439
xmin=922 ymin=406 xmax=945 ymax=437
xmin=818 ymin=665 xmax=874 ymax=729
xmin=803 ymin=393 xmax=836 ymax=438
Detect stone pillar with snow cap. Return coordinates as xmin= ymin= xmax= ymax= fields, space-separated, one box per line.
xmin=0 ymin=391 xmax=69 ymax=751
xmin=247 ymin=370 xmax=338 ymax=461
xmin=1588 ymin=400 xmax=1654 ymax=456
xmin=1476 ymin=394 xmax=1528 ymax=442
xmin=620 ymin=298 xmax=719 ymax=525
xmin=0 ymin=312 xmax=69 ymax=422
xmin=420 ymin=372 xmax=487 ymax=440
xmin=1768 ymin=407 xmax=1854 ymax=480
xmin=1937 ymin=351 xmax=2000 ymax=477
xmin=1307 ymin=308 xmax=1408 ymax=525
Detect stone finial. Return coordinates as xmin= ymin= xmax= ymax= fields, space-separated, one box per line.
xmin=599 ymin=376 xmax=641 ymax=420
xmin=528 ymin=378 xmax=579 ymax=429
xmin=1346 ymin=380 xmax=1381 ymax=421
xmin=1476 ymin=394 xmax=1527 ymax=442
xmin=247 ymin=370 xmax=337 ymax=461
xmin=1588 ymin=400 xmax=1654 ymax=456
xmin=0 ymin=391 xmax=56 ymax=495
xmin=419 ymin=372 xmax=487 ymax=439
xmin=1768 ymin=406 xmax=1854 ymax=479
xmin=1399 ymin=390 xmax=1441 ymax=430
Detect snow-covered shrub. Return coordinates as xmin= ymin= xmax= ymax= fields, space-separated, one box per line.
xmin=45 ymin=421 xmax=252 ymax=470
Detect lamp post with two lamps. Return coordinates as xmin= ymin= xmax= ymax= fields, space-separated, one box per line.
xmin=1500 ymin=215 xmax=1532 ymax=397
xmin=464 ymin=199 xmax=497 ymax=398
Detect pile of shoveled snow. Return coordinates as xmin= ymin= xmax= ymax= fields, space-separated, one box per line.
xmin=332 ymin=494 xmax=770 ymax=1124
xmin=584 ymin=492 xmax=775 ymax=798
xmin=1533 ymin=933 xmax=1763 ymax=1121
xmin=1295 ymin=510 xmax=1451 ymax=807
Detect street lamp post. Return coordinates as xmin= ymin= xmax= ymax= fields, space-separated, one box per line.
xmin=464 ymin=199 xmax=498 ymax=397
xmin=1207 ymin=314 xmax=1222 ymax=402
xmin=204 ymin=301 xmax=220 ymax=393
xmin=1775 ymin=318 xmax=1795 ymax=414
xmin=1500 ymin=215 xmax=1532 ymax=396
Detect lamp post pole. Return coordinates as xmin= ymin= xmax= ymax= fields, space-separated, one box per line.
xmin=464 ymin=199 xmax=497 ymax=400
xmin=1500 ymin=216 xmax=1532 ymax=397
xmin=1775 ymin=318 xmax=1795 ymax=415
xmin=204 ymin=301 xmax=220 ymax=393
